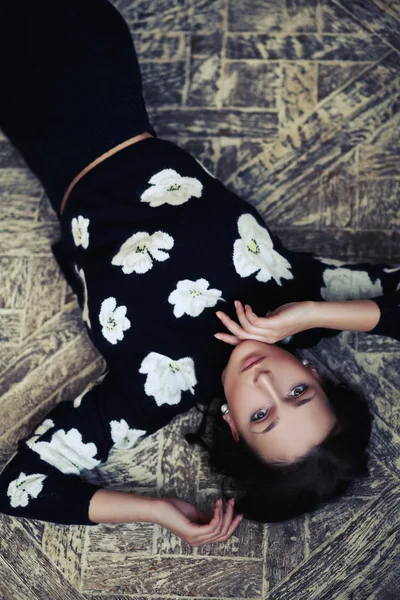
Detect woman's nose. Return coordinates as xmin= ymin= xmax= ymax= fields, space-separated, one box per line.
xmin=256 ymin=371 xmax=280 ymax=400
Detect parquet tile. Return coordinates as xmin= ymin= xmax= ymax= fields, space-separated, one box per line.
xmin=0 ymin=1 xmax=399 ymax=599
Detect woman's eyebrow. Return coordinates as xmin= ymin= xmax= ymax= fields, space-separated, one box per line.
xmin=294 ymin=395 xmax=315 ymax=408
xmin=261 ymin=418 xmax=279 ymax=434
xmin=256 ymin=394 xmax=316 ymax=435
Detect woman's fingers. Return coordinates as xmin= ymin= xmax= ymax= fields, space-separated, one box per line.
xmin=244 ymin=304 xmax=263 ymax=325
xmin=209 ymin=498 xmax=223 ymax=532
xmin=225 ymin=512 xmax=244 ymax=538
xmin=215 ymin=305 xmax=280 ymax=345
xmin=215 ymin=311 xmax=246 ymax=337
xmin=214 ymin=332 xmax=240 ymax=345
xmin=195 ymin=498 xmax=243 ymax=545
xmin=235 ymin=301 xmax=262 ymax=332
xmin=195 ymin=499 xmax=223 ymax=539
xmin=216 ymin=497 xmax=235 ymax=539
xmin=234 ymin=301 xmax=252 ymax=330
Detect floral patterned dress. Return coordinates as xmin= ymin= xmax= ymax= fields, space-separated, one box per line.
xmin=1 ymin=137 xmax=399 ymax=525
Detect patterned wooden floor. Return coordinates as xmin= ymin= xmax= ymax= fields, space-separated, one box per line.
xmin=0 ymin=0 xmax=399 ymax=598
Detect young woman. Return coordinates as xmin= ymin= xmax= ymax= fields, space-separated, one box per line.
xmin=0 ymin=0 xmax=398 ymax=547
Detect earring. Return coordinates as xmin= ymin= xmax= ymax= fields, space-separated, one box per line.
xmin=220 ymin=403 xmax=229 ymax=415
xmin=301 ymin=359 xmax=312 ymax=367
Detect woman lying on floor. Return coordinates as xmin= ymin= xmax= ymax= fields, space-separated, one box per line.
xmin=0 ymin=0 xmax=399 ymax=547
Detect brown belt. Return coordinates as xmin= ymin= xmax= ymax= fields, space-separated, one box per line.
xmin=60 ymin=132 xmax=154 ymax=215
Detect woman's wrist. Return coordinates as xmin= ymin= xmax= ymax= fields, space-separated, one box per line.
xmin=311 ymin=299 xmax=381 ymax=332
xmin=88 ymin=488 xmax=164 ymax=524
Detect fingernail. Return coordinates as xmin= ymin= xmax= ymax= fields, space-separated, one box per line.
xmin=216 ymin=312 xmax=221 ymax=318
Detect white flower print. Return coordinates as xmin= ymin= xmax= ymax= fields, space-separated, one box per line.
xmin=111 ymin=230 xmax=174 ymax=275
xmin=99 ymin=297 xmax=131 ymax=345
xmin=75 ymin=266 xmax=91 ymax=329
xmin=139 ymin=352 xmax=197 ymax=407
xmin=7 ymin=472 xmax=47 ymax=508
xmin=31 ymin=428 xmax=102 ymax=475
xmin=73 ymin=372 xmax=108 ymax=408
xmin=168 ymin=278 xmax=223 ymax=318
xmin=383 ymin=265 xmax=400 ymax=290
xmin=140 ymin=168 xmax=203 ymax=207
xmin=110 ymin=419 xmax=147 ymax=449
xmin=233 ymin=214 xmax=294 ymax=285
xmin=195 ymin=157 xmax=216 ymax=178
xmin=317 ymin=257 xmax=346 ymax=267
xmin=26 ymin=419 xmax=55 ymax=449
xmin=320 ymin=268 xmax=383 ymax=301
xmin=71 ymin=216 xmax=90 ymax=249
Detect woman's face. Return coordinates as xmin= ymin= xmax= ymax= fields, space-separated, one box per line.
xmin=221 ymin=340 xmax=337 ymax=463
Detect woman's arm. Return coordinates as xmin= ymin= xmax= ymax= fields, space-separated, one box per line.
xmin=215 ymin=293 xmax=400 ymax=345
xmin=88 ymin=488 xmax=160 ymax=523
xmin=312 ymin=299 xmax=381 ymax=333
xmin=313 ymin=291 xmax=400 ymax=340
xmin=0 ymin=370 xmax=241 ymax=545
xmin=89 ymin=489 xmax=243 ymax=547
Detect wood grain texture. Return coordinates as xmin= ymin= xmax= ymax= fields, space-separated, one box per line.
xmin=0 ymin=514 xmax=86 ymax=600
xmin=227 ymin=53 xmax=400 ymax=224
xmin=0 ymin=555 xmax=42 ymax=600
xmin=228 ymin=0 xmax=284 ymax=33
xmin=0 ymin=257 xmax=30 ymax=309
xmin=0 ymin=332 xmax=99 ymax=439
xmin=82 ymin=431 xmax=160 ymax=490
xmin=187 ymin=55 xmax=222 ymax=107
xmin=265 ymin=484 xmax=400 ymax=600
xmin=285 ymin=0 xmax=318 ymax=33
xmin=265 ymin=517 xmax=306 ymax=590
xmin=155 ymin=411 xmax=201 ymax=556
xmin=318 ymin=62 xmax=371 ymax=102
xmin=226 ymin=33 xmax=388 ymax=61
xmin=221 ymin=62 xmax=280 ymax=108
xmin=0 ymin=169 xmax=42 ymax=221
xmin=86 ymin=522 xmax=154 ymax=556
xmin=280 ymin=62 xmax=318 ymax=128
xmin=42 ymin=524 xmax=86 ymax=589
xmin=21 ymin=256 xmax=64 ymax=339
xmin=82 ymin=554 xmax=263 ymax=596
xmin=334 ymin=0 xmax=400 ymax=53
xmin=0 ymin=311 xmax=22 ymax=344
xmin=359 ymin=110 xmax=400 ymax=178
xmin=1 ymin=1 xmax=399 ymax=598
xmin=196 ymin=489 xmax=265 ymax=559
xmin=151 ymin=108 xmax=279 ymax=139
xmin=142 ymin=61 xmax=187 ymax=106
xmin=136 ymin=32 xmax=186 ymax=61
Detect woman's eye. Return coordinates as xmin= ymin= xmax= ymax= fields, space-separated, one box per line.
xmin=251 ymin=408 xmax=269 ymax=422
xmin=290 ymin=385 xmax=307 ymax=397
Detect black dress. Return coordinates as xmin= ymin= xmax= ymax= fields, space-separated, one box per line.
xmin=0 ymin=0 xmax=398 ymax=526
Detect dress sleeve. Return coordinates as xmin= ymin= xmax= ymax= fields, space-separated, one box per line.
xmin=367 ymin=291 xmax=400 ymax=341
xmin=0 ymin=371 xmax=147 ymax=525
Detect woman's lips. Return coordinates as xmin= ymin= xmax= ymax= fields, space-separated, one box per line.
xmin=241 ymin=354 xmax=264 ymax=372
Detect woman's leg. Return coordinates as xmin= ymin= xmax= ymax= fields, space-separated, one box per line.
xmin=0 ymin=0 xmax=156 ymax=216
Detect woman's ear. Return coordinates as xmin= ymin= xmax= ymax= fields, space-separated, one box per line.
xmin=222 ymin=413 xmax=240 ymax=442
xmin=310 ymin=365 xmax=321 ymax=383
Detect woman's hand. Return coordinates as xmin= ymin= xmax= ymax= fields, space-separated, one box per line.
xmin=214 ymin=300 xmax=317 ymax=345
xmin=155 ymin=496 xmax=243 ymax=547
